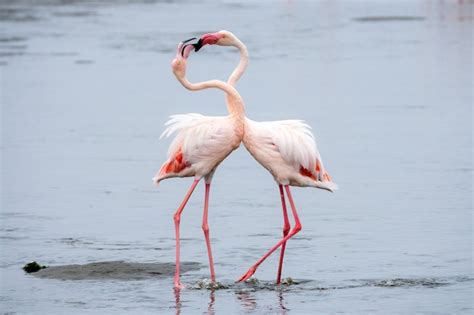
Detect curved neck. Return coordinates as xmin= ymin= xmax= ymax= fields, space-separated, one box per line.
xmin=174 ymin=72 xmax=245 ymax=118
xmin=227 ymin=38 xmax=249 ymax=86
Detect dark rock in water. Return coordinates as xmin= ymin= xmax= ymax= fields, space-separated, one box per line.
xmin=30 ymin=261 xmax=201 ymax=280
xmin=23 ymin=261 xmax=47 ymax=273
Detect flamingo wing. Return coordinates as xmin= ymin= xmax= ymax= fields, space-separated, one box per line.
xmin=154 ymin=113 xmax=238 ymax=183
xmin=245 ymin=118 xmax=335 ymax=185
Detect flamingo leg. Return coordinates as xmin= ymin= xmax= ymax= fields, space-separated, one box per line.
xmin=237 ymin=185 xmax=302 ymax=282
xmin=202 ymin=182 xmax=216 ymax=282
xmin=276 ymin=184 xmax=290 ymax=284
xmin=174 ymin=179 xmax=200 ymax=289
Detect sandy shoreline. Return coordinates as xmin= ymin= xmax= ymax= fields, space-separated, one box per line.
xmin=31 ymin=261 xmax=201 ymax=280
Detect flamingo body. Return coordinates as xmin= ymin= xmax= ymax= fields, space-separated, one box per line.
xmin=189 ymin=30 xmax=338 ymax=283
xmin=244 ymin=118 xmax=337 ymax=191
xmin=153 ymin=114 xmax=241 ymax=184
xmin=156 ymin=41 xmax=246 ymax=289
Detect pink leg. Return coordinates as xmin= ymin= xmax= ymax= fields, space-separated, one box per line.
xmin=202 ymin=183 xmax=216 ymax=282
xmin=174 ymin=179 xmax=200 ymax=289
xmin=276 ymin=184 xmax=290 ymax=284
xmin=237 ymin=185 xmax=302 ymax=282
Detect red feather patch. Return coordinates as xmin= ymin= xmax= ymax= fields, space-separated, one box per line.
xmin=161 ymin=148 xmax=190 ymax=175
xmin=299 ymin=160 xmax=332 ymax=182
xmin=299 ymin=166 xmax=316 ymax=180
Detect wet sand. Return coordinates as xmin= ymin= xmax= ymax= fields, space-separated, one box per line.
xmin=31 ymin=261 xmax=201 ymax=280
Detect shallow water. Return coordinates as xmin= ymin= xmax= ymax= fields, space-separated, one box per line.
xmin=1 ymin=0 xmax=472 ymax=314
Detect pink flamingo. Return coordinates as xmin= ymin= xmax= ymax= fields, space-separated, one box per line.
xmin=153 ymin=40 xmax=245 ymax=289
xmin=193 ymin=31 xmax=338 ymax=284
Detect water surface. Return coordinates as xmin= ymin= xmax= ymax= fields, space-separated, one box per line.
xmin=1 ymin=0 xmax=472 ymax=314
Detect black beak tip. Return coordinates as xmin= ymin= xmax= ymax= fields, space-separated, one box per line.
xmin=180 ymin=44 xmax=187 ymax=57
xmin=181 ymin=37 xmax=197 ymax=45
xmin=193 ymin=38 xmax=203 ymax=52
xmin=180 ymin=38 xmax=203 ymax=57
xmin=180 ymin=38 xmax=197 ymax=57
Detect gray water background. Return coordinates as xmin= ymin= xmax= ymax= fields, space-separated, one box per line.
xmin=1 ymin=0 xmax=472 ymax=314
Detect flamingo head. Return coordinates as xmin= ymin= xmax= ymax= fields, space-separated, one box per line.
xmin=171 ymin=31 xmax=236 ymax=75
xmin=171 ymin=38 xmax=197 ymax=76
xmin=193 ymin=30 xmax=236 ymax=51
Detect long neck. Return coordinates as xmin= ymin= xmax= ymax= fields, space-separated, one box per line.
xmin=227 ymin=38 xmax=249 ymax=86
xmin=175 ymin=73 xmax=245 ymax=118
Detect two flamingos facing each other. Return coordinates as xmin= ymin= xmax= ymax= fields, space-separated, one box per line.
xmin=154 ymin=31 xmax=337 ymax=289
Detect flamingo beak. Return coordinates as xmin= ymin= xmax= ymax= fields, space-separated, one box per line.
xmin=193 ymin=38 xmax=203 ymax=52
xmin=179 ymin=37 xmax=196 ymax=57
xmin=178 ymin=37 xmax=205 ymax=58
xmin=178 ymin=33 xmax=221 ymax=58
xmin=193 ymin=33 xmax=223 ymax=53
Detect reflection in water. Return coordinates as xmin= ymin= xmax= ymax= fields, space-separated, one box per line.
xmin=207 ymin=290 xmax=216 ymax=315
xmin=175 ymin=282 xmax=291 ymax=314
xmin=277 ymin=290 xmax=289 ymax=314
xmin=234 ymin=287 xmax=290 ymax=314
xmin=173 ymin=276 xmax=467 ymax=314
xmin=174 ymin=287 xmax=216 ymax=315
xmin=235 ymin=291 xmax=257 ymax=312
xmin=174 ymin=288 xmax=181 ymax=315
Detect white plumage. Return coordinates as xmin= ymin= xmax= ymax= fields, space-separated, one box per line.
xmin=153 ymin=113 xmax=241 ymax=184
xmin=159 ymin=42 xmax=247 ymax=289
xmin=192 ymin=29 xmax=338 ymax=192
xmin=244 ymin=118 xmax=337 ymax=191
xmin=161 ymin=32 xmax=339 ymax=288
xmin=191 ymin=30 xmax=339 ymax=283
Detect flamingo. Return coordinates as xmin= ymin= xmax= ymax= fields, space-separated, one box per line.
xmin=192 ymin=31 xmax=338 ymax=283
xmin=153 ymin=39 xmax=245 ymax=289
